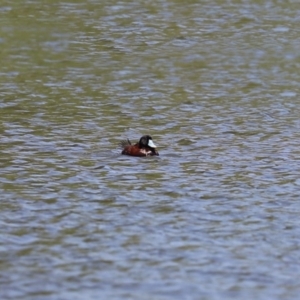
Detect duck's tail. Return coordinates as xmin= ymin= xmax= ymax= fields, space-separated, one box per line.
xmin=119 ymin=138 xmax=131 ymax=148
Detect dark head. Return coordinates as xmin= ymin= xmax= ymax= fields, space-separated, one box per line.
xmin=139 ymin=135 xmax=159 ymax=155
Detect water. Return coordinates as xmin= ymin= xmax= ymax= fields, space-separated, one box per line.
xmin=1 ymin=1 xmax=300 ymax=299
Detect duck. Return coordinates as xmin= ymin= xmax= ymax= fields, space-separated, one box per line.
xmin=120 ymin=135 xmax=159 ymax=157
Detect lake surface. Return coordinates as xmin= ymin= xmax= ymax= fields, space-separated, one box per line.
xmin=1 ymin=1 xmax=300 ymax=299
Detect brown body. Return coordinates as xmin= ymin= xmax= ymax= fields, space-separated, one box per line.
xmin=121 ymin=135 xmax=159 ymax=157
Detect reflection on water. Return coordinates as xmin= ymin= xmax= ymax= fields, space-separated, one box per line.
xmin=1 ymin=1 xmax=300 ymax=299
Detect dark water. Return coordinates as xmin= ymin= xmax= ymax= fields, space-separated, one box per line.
xmin=1 ymin=1 xmax=300 ymax=299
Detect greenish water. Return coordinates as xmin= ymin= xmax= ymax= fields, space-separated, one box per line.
xmin=1 ymin=1 xmax=300 ymax=299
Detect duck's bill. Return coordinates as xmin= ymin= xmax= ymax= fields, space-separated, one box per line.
xmin=148 ymin=139 xmax=157 ymax=148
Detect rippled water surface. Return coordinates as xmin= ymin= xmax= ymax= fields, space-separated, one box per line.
xmin=1 ymin=1 xmax=300 ymax=299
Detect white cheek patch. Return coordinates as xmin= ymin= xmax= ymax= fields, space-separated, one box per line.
xmin=148 ymin=139 xmax=156 ymax=148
